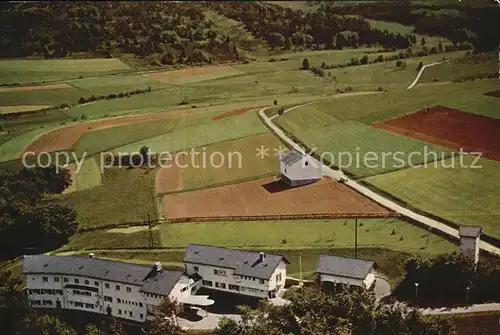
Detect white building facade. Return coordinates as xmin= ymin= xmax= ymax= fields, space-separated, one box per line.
xmin=279 ymin=149 xmax=321 ymax=187
xmin=316 ymin=255 xmax=376 ymax=289
xmin=184 ymin=244 xmax=288 ymax=299
xmin=23 ymin=254 xmax=192 ymax=323
xmin=459 ymin=225 xmax=482 ymax=265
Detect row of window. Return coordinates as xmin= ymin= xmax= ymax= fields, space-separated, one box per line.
xmin=30 ymin=300 xmax=53 ymax=306
xmin=70 ymin=301 xmax=95 ymax=309
xmin=214 ymin=269 xmax=227 ymax=276
xmin=144 ymin=292 xmax=164 ymax=299
xmin=117 ymin=309 xmax=143 ymax=319
xmin=237 ymin=276 xmax=266 ymax=284
xmin=42 ymin=276 xmax=99 ymax=287
xmin=72 ymin=289 xmax=92 ymax=297
xmin=28 ymin=289 xmax=63 ymax=295
xmin=40 ymin=276 xmax=135 ymax=293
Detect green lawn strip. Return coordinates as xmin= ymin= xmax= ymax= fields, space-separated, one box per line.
xmin=419 ymin=52 xmax=497 ymax=83
xmin=67 ymin=73 xmax=167 ymax=96
xmin=0 ymin=58 xmax=131 ymax=85
xmin=364 ymin=156 xmax=500 ymax=239
xmin=175 ymin=133 xmax=284 ymax=192
xmin=111 ymin=112 xmax=269 ymax=156
xmin=72 ymin=109 xmax=222 ymax=157
xmin=158 ymin=219 xmax=457 ymax=255
xmin=275 ymin=118 xmax=453 ymax=178
xmin=57 ymin=167 xmax=157 ymax=230
xmin=300 ymin=79 xmax=500 ymax=123
xmin=0 ymin=87 xmax=84 ymax=106
xmin=75 ymin=156 xmax=102 ymax=191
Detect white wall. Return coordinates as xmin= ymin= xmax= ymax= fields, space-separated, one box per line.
xmin=268 ymin=260 xmax=287 ymax=295
xmin=460 ymin=236 xmax=479 ymax=264
xmin=26 ymin=273 xmax=148 ymax=323
xmin=185 ymin=262 xmax=275 ymax=298
xmin=280 ymin=156 xmax=321 ymax=182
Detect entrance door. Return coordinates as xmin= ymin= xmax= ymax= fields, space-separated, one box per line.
xmin=56 ymin=300 xmax=61 ymax=308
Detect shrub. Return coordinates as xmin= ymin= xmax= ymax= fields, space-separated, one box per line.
xmin=78 ymin=97 xmax=87 ymax=104
xmin=391 ymin=229 xmax=396 ymax=235
xmin=377 ymin=86 xmax=384 ymax=92
xmin=80 ymin=114 xmax=87 ymax=120
xmin=118 ymin=92 xmax=124 ymax=98
xmin=302 ymin=57 xmax=310 ymax=70
xmin=179 ymin=97 xmax=189 ymax=105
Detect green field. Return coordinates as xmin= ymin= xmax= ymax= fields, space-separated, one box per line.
xmin=166 ymin=132 xmax=284 ymax=194
xmin=0 ymin=58 xmax=131 ymax=85
xmin=276 ymin=116 xmax=452 ymax=177
xmin=364 ymin=156 xmax=500 ymax=238
xmin=145 ymin=65 xmax=244 ymax=85
xmin=58 ymin=167 xmax=157 ymax=230
xmin=0 ymin=126 xmax=62 ymax=163
xmin=0 ymin=87 xmax=83 ymax=106
xmin=112 ymin=111 xmax=268 ymax=156
xmin=68 ymin=73 xmax=166 ymax=96
xmin=72 ymin=109 xmax=222 ymax=157
xmin=419 ymin=52 xmax=498 ymax=83
xmin=75 ymin=156 xmax=102 ymax=191
xmin=289 ymin=79 xmax=500 ymax=123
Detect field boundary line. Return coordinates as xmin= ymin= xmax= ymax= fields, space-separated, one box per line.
xmin=407 ymin=62 xmax=442 ymax=89
xmin=259 ymin=105 xmax=500 ymax=257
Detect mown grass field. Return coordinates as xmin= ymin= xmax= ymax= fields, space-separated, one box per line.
xmin=289 ymin=79 xmax=500 ymax=123
xmin=75 ymin=156 xmax=102 ymax=191
xmin=72 ymin=109 xmax=222 ymax=157
xmin=160 ymin=132 xmax=284 ymax=194
xmin=364 ymin=156 xmax=500 ymax=239
xmin=0 ymin=86 xmax=83 ymax=106
xmin=0 ymin=58 xmax=131 ymax=85
xmin=68 ymin=73 xmax=166 ymax=96
xmin=0 ymin=105 xmax=51 ymax=114
xmin=145 ymin=65 xmax=244 ymax=85
xmin=58 ymin=167 xmax=157 ymax=229
xmin=112 ymin=111 xmax=268 ymax=156
xmin=158 ymin=218 xmax=456 ymax=254
xmin=276 ymin=116 xmax=452 ymax=178
xmin=419 ymin=52 xmax=498 ymax=83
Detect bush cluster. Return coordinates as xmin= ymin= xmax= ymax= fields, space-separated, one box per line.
xmin=78 ymin=86 xmax=152 ymax=104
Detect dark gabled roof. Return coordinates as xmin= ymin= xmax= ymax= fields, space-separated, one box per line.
xmin=140 ymin=270 xmax=183 ymax=296
xmin=184 ymin=244 xmax=289 ymax=280
xmin=23 ymin=255 xmax=181 ymax=295
xmin=459 ymin=226 xmax=482 ymax=238
xmin=316 ymin=255 xmax=374 ymax=280
xmin=280 ymin=149 xmax=303 ymax=165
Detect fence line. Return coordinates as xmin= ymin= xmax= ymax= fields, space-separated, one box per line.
xmin=79 ymin=212 xmax=399 ymax=233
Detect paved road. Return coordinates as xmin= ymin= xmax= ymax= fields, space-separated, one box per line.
xmin=406 ymin=62 xmax=442 ymax=89
xmin=260 ymin=106 xmax=500 ymax=256
xmin=421 ymin=302 xmax=500 ymax=315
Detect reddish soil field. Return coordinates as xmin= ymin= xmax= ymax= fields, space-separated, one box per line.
xmin=372 ymin=105 xmax=500 ymax=162
xmin=212 ymin=106 xmax=264 ymax=120
xmin=0 ymin=83 xmax=71 ymax=93
xmin=147 ymin=65 xmax=240 ymax=81
xmin=163 ymin=176 xmax=391 ymax=219
xmin=19 ymin=108 xmax=196 ymax=156
xmin=155 ymin=154 xmax=183 ymax=195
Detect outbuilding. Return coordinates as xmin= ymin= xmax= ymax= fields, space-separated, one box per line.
xmin=279 ymin=149 xmax=321 ymax=187
xmin=316 ymin=255 xmax=376 ymax=289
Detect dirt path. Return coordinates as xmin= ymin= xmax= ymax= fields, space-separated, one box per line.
xmin=407 ymin=62 xmax=442 ymax=90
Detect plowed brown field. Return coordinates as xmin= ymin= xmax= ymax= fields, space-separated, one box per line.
xmin=163 ymin=176 xmax=392 ymax=219
xmin=372 ymin=105 xmax=500 ymax=162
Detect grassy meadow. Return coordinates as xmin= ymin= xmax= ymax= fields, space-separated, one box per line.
xmin=112 ymin=111 xmax=268 ymax=156
xmin=0 ymin=86 xmax=83 ymax=106
xmin=75 ymin=156 xmax=102 ymax=191
xmin=364 ymin=156 xmax=500 ymax=239
xmin=0 ymin=58 xmax=131 ymax=85
xmin=68 ymin=73 xmax=166 ymax=96
xmin=161 ymin=132 xmax=284 ymax=194
xmin=58 ymin=167 xmax=158 ymax=230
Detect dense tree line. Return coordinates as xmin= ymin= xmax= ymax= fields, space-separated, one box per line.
xmin=216 ymin=285 xmax=455 ymax=334
xmin=396 ymin=252 xmax=500 ymax=306
xmin=0 ymin=2 xmax=239 ymax=64
xmin=209 ymin=1 xmax=412 ymax=51
xmin=0 ymin=166 xmax=77 ymax=257
xmin=325 ymin=1 xmax=500 ymax=52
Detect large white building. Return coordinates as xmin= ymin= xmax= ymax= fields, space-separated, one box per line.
xmin=279 ymin=149 xmax=321 ymax=187
xmin=316 ymin=255 xmax=376 ymax=289
xmin=184 ymin=244 xmax=289 ymax=299
xmin=22 ymin=254 xmax=194 ymax=323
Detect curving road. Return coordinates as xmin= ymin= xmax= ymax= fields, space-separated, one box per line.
xmin=406 ymin=62 xmax=442 ymax=89
xmin=259 ymin=105 xmax=500 ymax=256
